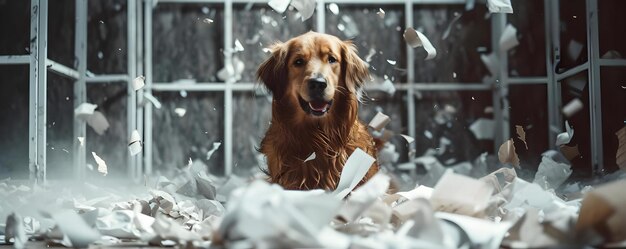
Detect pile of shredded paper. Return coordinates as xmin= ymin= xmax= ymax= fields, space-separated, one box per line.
xmin=1 ymin=148 xmax=625 ymax=249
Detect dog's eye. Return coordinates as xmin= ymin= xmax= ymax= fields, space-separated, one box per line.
xmin=328 ymin=56 xmax=337 ymax=64
xmin=294 ymin=58 xmax=305 ymax=66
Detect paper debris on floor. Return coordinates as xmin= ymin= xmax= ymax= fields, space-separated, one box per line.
xmin=368 ymin=112 xmax=391 ymax=131
xmin=487 ymin=0 xmax=513 ymax=13
xmin=91 ymin=152 xmax=108 ymax=176
xmin=515 ymin=125 xmax=528 ymax=149
xmin=533 ymin=156 xmax=572 ymax=190
xmin=403 ymin=27 xmax=437 ymax=60
xmin=128 ymin=130 xmax=142 ymax=156
xmin=498 ymin=139 xmax=520 ymax=167
xmin=577 ymin=179 xmax=626 ymax=243
xmin=563 ymin=98 xmax=584 ymax=117
xmin=133 ymin=76 xmax=145 ymax=91
xmin=556 ymin=120 xmax=574 ymax=146
xmin=499 ymin=24 xmax=519 ymax=52
xmin=470 ymin=118 xmax=495 ymax=140
xmin=332 ymin=148 xmax=376 ymax=199
xmin=431 ymin=171 xmax=493 ymax=217
xmin=617 ymin=126 xmax=626 ymax=170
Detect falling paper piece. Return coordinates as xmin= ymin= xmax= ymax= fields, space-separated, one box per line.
xmin=128 ymin=130 xmax=142 ymax=156
xmin=386 ymin=60 xmax=396 ymax=65
xmin=174 ymin=108 xmax=186 ymax=117
xmin=268 ymin=0 xmax=290 ymax=13
xmin=368 ymin=112 xmax=391 ymax=131
xmin=234 ymin=39 xmax=244 ymax=52
xmin=616 ymin=126 xmax=626 ymax=170
xmin=431 ymin=171 xmax=494 ymax=217
xmin=403 ymin=28 xmax=437 ymax=60
xmin=515 ymin=125 xmax=528 ymax=149
xmin=328 ymin=3 xmax=339 ymax=15
xmin=290 ymin=0 xmax=316 ymax=21
xmin=92 ymin=152 xmax=108 ymax=176
xmin=206 ymin=142 xmax=221 ymax=161
xmin=332 ymin=148 xmax=376 ymax=199
xmin=498 ymin=139 xmax=520 ymax=167
xmin=77 ymin=136 xmax=85 ymax=146
xmin=202 ymin=18 xmax=213 ymax=24
xmin=132 ymin=75 xmax=145 ymax=91
xmin=400 ymin=134 xmax=415 ymax=144
xmin=52 ymin=210 xmax=101 ymax=248
xmin=556 ymin=121 xmax=574 ymax=146
xmin=87 ymin=111 xmax=110 ymax=135
xmin=469 ymin=118 xmax=495 ymax=140
xmin=143 ymin=93 xmax=162 ymax=109
xmin=562 ymin=98 xmax=583 ymax=117
xmin=576 ymin=179 xmax=626 ymax=243
xmin=567 ymin=40 xmax=584 ymax=61
xmin=217 ymin=57 xmax=245 ymax=81
xmin=499 ymin=24 xmax=519 ymax=52
xmin=304 ymin=152 xmax=316 ymax=162
xmin=376 ymin=8 xmax=385 ymax=18
xmin=601 ymin=50 xmax=622 ymax=59
xmin=74 ymin=103 xmax=97 ymax=120
xmin=566 ymin=75 xmax=587 ymax=93
xmin=533 ymin=156 xmax=572 ymax=190
xmin=560 ymin=144 xmax=580 ymax=161
xmin=481 ymin=52 xmax=498 ymax=76
xmin=379 ymin=79 xmax=396 ymax=95
xmin=486 ymin=0 xmax=513 ymax=13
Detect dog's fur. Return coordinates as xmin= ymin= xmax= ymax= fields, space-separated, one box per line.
xmin=256 ymin=31 xmax=378 ymax=190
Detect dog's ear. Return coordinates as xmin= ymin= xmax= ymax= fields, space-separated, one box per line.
xmin=257 ymin=42 xmax=288 ymax=99
xmin=341 ymin=41 xmax=369 ymax=96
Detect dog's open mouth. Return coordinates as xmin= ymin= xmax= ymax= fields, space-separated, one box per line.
xmin=298 ymin=96 xmax=333 ymax=116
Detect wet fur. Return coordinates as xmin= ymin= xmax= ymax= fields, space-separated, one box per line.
xmin=256 ymin=32 xmax=379 ymax=190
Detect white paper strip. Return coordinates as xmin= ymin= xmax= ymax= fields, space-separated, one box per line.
xmin=487 ymin=0 xmax=513 ymax=13
xmin=562 ymin=98 xmax=583 ymax=117
xmin=128 ymin=130 xmax=142 ymax=156
xmin=143 ymin=93 xmax=162 ymax=109
xmin=368 ymin=112 xmax=391 ymax=131
xmin=499 ymin=24 xmax=519 ymax=52
xmin=555 ymin=121 xmax=574 ymax=146
xmin=92 ymin=152 xmax=108 ymax=176
xmin=332 ymin=148 xmax=376 ymax=199
xmin=206 ymin=142 xmax=222 ymax=161
xmin=404 ymin=28 xmax=437 ymax=60
xmin=400 ymin=134 xmax=415 ymax=144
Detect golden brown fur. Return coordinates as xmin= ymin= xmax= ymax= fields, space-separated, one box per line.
xmin=256 ymin=32 xmax=378 ymax=190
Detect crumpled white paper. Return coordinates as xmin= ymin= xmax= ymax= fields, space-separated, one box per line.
xmin=403 ymin=27 xmax=437 ymax=60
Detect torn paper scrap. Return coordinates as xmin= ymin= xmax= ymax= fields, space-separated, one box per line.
xmin=515 ymin=125 xmax=528 ymax=149
xmin=470 ymin=118 xmax=495 ymax=140
xmin=533 ymin=156 xmax=572 ymax=190
xmin=436 ymin=212 xmax=513 ymax=249
xmin=403 ymin=28 xmax=437 ymax=60
xmin=332 ymin=148 xmax=376 ymax=199
xmin=234 ymin=39 xmax=244 ymax=52
xmin=376 ymin=8 xmax=385 ymax=18
xmin=133 ymin=75 xmax=145 ymax=91
xmin=174 ymin=108 xmax=186 ymax=117
xmin=567 ymin=40 xmax=584 ymax=61
xmin=487 ymin=0 xmax=513 ymax=13
xmin=96 ymin=210 xmax=155 ymax=239
xmin=576 ymin=179 xmax=626 ymax=243
xmin=304 ymin=152 xmax=316 ymax=162
xmin=498 ymin=139 xmax=520 ymax=167
xmin=143 ymin=93 xmax=162 ymax=109
xmin=616 ymin=126 xmax=626 ymax=170
xmin=337 ymin=173 xmax=390 ymax=222
xmin=206 ymin=142 xmax=221 ymax=161
xmin=560 ymin=144 xmax=580 ymax=161
xmin=74 ymin=103 xmax=97 ymax=120
xmin=268 ymin=0 xmax=290 ymax=13
xmin=556 ymin=120 xmax=574 ymax=146
xmin=380 ymin=79 xmax=396 ymax=95
xmin=128 ymin=130 xmax=142 ymax=156
xmin=499 ymin=24 xmax=519 ymax=52
xmin=328 ymin=3 xmax=339 ymax=15
xmin=368 ymin=112 xmax=391 ymax=131
xmin=77 ymin=136 xmax=85 ymax=146
xmin=290 ymin=0 xmax=316 ymax=21
xmin=52 ymin=211 xmax=100 ymax=247
xmin=92 ymin=152 xmax=108 ymax=176
xmin=399 ymin=134 xmax=415 ymax=144
xmin=87 ymin=111 xmax=110 ymax=135
xmin=479 ymin=167 xmax=517 ymax=193
xmin=562 ymin=98 xmax=583 ymax=117
xmin=481 ymin=52 xmax=498 ymax=77
xmin=431 ymin=170 xmax=494 ymax=217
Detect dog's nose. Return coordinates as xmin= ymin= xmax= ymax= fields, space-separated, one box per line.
xmin=308 ymin=77 xmax=327 ymax=92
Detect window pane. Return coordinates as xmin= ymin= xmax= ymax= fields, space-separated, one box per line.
xmin=560 ymin=71 xmax=592 ymax=178
xmin=49 ymin=0 xmax=76 ymax=68
xmin=0 ymin=1 xmax=29 ymax=55
xmin=558 ymin=0 xmax=587 ymax=71
xmin=0 ymin=66 xmax=29 ymax=179
xmin=232 ymin=91 xmax=272 ymax=176
xmin=88 ymin=0 xmax=128 ymax=74
xmin=508 ymin=84 xmax=549 ymax=171
xmin=508 ymin=0 xmax=546 ymax=77
xmin=600 ymin=68 xmax=626 ymax=174
xmin=47 ymin=73 xmax=75 ymax=179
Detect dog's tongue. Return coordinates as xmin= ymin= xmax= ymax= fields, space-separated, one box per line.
xmin=309 ymin=101 xmax=328 ymax=112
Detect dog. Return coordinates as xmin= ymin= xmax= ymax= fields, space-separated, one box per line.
xmin=256 ymin=31 xmax=379 ymax=190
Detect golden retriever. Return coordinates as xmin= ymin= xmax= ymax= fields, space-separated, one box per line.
xmin=256 ymin=31 xmax=379 ymax=190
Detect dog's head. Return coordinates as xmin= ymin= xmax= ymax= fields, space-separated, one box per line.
xmin=257 ymin=32 xmax=369 ymax=119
